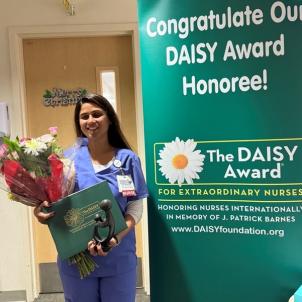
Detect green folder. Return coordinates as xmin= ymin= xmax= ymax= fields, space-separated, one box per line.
xmin=45 ymin=181 xmax=127 ymax=260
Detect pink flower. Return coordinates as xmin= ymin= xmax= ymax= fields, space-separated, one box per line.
xmin=49 ymin=126 xmax=58 ymax=136
xmin=19 ymin=137 xmax=30 ymax=146
xmin=0 ymin=144 xmax=8 ymax=159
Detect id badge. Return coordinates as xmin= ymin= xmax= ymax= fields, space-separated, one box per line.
xmin=117 ymin=174 xmax=136 ymax=197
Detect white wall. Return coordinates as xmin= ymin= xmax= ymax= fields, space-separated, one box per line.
xmin=0 ymin=0 xmax=138 ymax=295
xmin=0 ymin=191 xmax=30 ymax=291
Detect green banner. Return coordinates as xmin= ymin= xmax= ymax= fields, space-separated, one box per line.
xmin=137 ymin=1 xmax=302 ymax=301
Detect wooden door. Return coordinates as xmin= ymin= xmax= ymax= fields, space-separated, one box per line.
xmin=23 ymin=35 xmax=143 ymax=291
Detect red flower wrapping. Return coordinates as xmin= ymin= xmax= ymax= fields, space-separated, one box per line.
xmin=1 ymin=159 xmax=48 ymax=202
xmin=36 ymin=154 xmax=64 ymax=202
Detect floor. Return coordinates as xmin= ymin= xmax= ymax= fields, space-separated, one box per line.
xmin=34 ymin=289 xmax=150 ymax=302
xmin=0 ymin=290 xmax=26 ymax=302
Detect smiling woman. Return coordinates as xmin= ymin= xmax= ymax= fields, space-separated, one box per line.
xmin=33 ymin=94 xmax=149 ymax=302
xmin=79 ymin=103 xmax=110 ymax=142
xmin=74 ymin=95 xmax=130 ymax=150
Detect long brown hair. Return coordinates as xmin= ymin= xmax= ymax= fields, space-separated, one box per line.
xmin=74 ymin=94 xmax=131 ymax=149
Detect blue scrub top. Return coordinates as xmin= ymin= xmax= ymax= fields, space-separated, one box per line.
xmin=58 ymin=139 xmax=148 ymax=277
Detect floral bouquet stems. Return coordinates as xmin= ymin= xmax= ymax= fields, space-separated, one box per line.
xmin=69 ymin=251 xmax=98 ymax=279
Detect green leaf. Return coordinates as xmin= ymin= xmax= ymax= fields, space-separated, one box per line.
xmin=43 ymin=90 xmax=53 ymax=98
xmin=2 ymin=137 xmax=21 ymax=153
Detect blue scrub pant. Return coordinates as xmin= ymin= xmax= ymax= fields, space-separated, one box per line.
xmin=59 ymin=268 xmax=136 ymax=302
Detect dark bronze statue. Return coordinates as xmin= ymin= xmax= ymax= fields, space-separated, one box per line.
xmin=93 ymin=199 xmax=115 ymax=252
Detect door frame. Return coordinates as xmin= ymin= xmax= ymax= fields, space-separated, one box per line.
xmin=8 ymin=23 xmax=150 ymax=300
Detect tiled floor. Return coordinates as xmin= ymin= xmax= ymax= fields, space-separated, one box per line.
xmin=0 ymin=290 xmax=26 ymax=302
xmin=34 ymin=289 xmax=150 ymax=302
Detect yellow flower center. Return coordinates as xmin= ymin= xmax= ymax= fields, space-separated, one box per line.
xmin=172 ymin=154 xmax=188 ymax=169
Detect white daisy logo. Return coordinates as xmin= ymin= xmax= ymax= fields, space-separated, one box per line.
xmin=157 ymin=137 xmax=205 ymax=186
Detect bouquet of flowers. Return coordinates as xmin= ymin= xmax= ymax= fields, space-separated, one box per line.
xmin=0 ymin=127 xmax=73 ymax=204
xmin=0 ymin=127 xmax=96 ymax=278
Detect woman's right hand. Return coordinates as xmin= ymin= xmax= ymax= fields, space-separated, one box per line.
xmin=87 ymin=240 xmax=109 ymax=257
xmin=33 ymin=200 xmax=55 ymax=224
